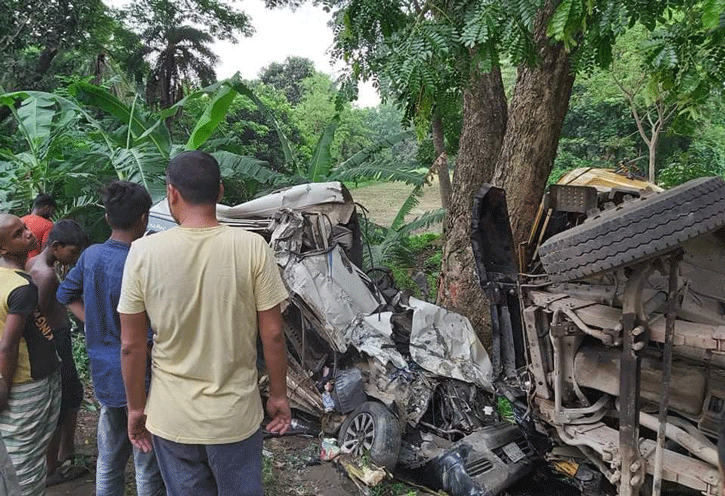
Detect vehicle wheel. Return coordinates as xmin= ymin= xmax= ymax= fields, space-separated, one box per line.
xmin=539 ymin=177 xmax=725 ymax=282
xmin=338 ymin=401 xmax=401 ymax=470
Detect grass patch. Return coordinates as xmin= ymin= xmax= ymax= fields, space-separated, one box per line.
xmin=371 ymin=481 xmax=418 ymax=496
xmin=345 ymin=178 xmax=384 ymax=189
xmin=262 ymin=453 xmax=276 ymax=489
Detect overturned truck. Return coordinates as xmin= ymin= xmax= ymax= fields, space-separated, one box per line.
xmin=471 ymin=168 xmax=725 ymax=495
xmin=148 ymin=182 xmax=534 ymax=496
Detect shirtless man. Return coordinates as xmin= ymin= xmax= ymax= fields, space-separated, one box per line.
xmin=26 ymin=219 xmax=87 ymax=484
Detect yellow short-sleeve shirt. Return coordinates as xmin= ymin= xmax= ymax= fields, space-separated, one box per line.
xmin=118 ymin=226 xmax=288 ymax=444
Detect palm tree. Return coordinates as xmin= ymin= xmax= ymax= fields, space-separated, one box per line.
xmin=143 ymin=25 xmax=219 ymax=109
xmin=123 ymin=0 xmax=251 ymax=110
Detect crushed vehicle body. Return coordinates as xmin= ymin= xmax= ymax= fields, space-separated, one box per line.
xmin=148 ymin=182 xmax=535 ymax=496
xmin=471 ymin=168 xmax=725 ymax=495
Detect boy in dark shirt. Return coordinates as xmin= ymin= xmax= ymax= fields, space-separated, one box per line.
xmin=0 ymin=214 xmax=61 ymax=496
xmin=57 ymin=182 xmax=164 ymax=496
xmin=26 ymin=219 xmax=87 ymax=484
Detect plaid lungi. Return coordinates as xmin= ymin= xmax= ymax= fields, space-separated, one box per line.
xmin=0 ymin=372 xmax=61 ymax=496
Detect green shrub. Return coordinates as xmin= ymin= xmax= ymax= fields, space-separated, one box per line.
xmin=71 ymin=330 xmax=91 ymax=385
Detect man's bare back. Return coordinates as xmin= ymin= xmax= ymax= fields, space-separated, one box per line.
xmin=26 ymin=257 xmax=70 ymax=331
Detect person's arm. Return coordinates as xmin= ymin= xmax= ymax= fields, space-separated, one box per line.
xmin=40 ymin=228 xmax=51 ymax=252
xmin=33 ymin=269 xmax=56 ymax=320
xmin=0 ymin=314 xmax=26 ymax=411
xmin=57 ymin=255 xmax=85 ymax=322
xmin=120 ymin=311 xmax=152 ymax=452
xmin=258 ymin=304 xmax=290 ymax=434
xmin=0 ymin=375 xmax=7 ymax=413
xmin=66 ymin=301 xmax=85 ymax=323
xmin=0 ymin=283 xmax=38 ymax=409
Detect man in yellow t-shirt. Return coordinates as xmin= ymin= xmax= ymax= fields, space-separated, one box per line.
xmin=118 ymin=151 xmax=290 ymax=496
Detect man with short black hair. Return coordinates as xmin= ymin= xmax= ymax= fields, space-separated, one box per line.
xmin=119 ymin=150 xmax=290 ymax=496
xmin=0 ymin=214 xmax=61 ymax=496
xmin=26 ymin=219 xmax=88 ymax=485
xmin=56 ymin=182 xmax=164 ymax=496
xmin=22 ymin=194 xmax=57 ymax=260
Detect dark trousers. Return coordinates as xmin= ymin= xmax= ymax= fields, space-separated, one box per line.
xmin=152 ymin=429 xmax=264 ymax=496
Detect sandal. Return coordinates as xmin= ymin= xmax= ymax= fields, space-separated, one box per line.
xmin=46 ymin=459 xmax=89 ymax=486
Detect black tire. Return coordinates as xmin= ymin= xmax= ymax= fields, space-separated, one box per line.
xmin=338 ymin=401 xmax=401 ymax=470
xmin=539 ymin=177 xmax=725 ymax=282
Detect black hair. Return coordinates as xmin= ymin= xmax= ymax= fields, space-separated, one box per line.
xmin=101 ymin=181 xmax=152 ymax=230
xmin=47 ymin=219 xmax=88 ymax=247
xmin=166 ymin=151 xmax=221 ymax=205
xmin=33 ymin=193 xmax=56 ymax=210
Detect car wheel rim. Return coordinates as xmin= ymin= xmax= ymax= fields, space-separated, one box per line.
xmin=341 ymin=412 xmax=375 ymax=456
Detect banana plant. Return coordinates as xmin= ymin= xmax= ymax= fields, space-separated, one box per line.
xmin=0 ymin=92 xmax=100 ymax=212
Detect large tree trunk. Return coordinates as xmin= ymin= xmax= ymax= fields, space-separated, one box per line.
xmin=431 ymin=115 xmax=452 ymax=210
xmin=492 ymin=1 xmax=575 ymax=248
xmin=437 ymin=67 xmax=507 ymax=341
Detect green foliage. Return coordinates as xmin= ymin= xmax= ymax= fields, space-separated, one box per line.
xmin=123 ymin=0 xmax=252 ymax=108
xmin=360 ymin=181 xmax=444 ymax=297
xmin=333 ymin=131 xmax=419 ymax=184
xmin=0 ymin=75 xmax=286 ymax=224
xmin=71 ymin=82 xmax=172 ymax=153
xmin=186 ymin=85 xmax=237 ymax=150
xmin=0 ymin=0 xmax=121 ymax=92
xmin=409 ymin=232 xmax=438 ymax=252
xmin=703 ymin=0 xmax=725 ymax=30
xmin=362 ymin=230 xmax=442 ymax=301
xmin=71 ymin=331 xmax=91 ymax=387
xmin=370 ymin=481 xmax=417 ymax=496
xmin=262 ymin=453 xmax=276 ymax=490
xmin=0 ymin=91 xmax=105 ymax=213
xmin=258 ymin=56 xmax=316 ymax=106
xmin=658 ymin=143 xmax=725 ymax=188
xmin=308 ymin=115 xmax=341 ymax=181
xmin=497 ymin=396 xmax=515 ymax=422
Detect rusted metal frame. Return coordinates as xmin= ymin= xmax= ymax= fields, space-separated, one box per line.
xmin=531 ymin=209 xmax=554 ymax=264
xmin=522 ymin=306 xmax=551 ymax=400
xmin=619 ymin=263 xmax=652 ymax=496
xmin=499 ymin=293 xmax=518 ymax=381
xmin=653 ymin=251 xmax=683 ymax=496
xmin=560 ymin=422 xmax=720 ymax=493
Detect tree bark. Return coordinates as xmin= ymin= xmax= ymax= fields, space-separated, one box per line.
xmin=648 ymin=133 xmax=658 ymax=183
xmin=437 ymin=66 xmax=507 ymax=342
xmin=32 ymin=47 xmax=58 ymax=83
xmin=431 ymin=115 xmax=452 ymax=210
xmin=492 ymin=0 xmax=575 ymax=249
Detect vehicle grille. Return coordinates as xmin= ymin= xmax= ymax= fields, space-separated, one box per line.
xmin=465 ymin=457 xmax=494 ymax=476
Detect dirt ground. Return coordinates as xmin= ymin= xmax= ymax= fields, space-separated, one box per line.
xmin=46 ymin=411 xmax=581 ymax=496
xmin=45 ymin=410 xmax=399 ymax=496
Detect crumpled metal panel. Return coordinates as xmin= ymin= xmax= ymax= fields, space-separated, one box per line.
xmin=407 ymin=297 xmax=494 ymax=391
xmin=219 ymin=182 xmax=354 ymax=223
xmin=360 ymin=358 xmax=438 ymax=426
xmin=345 ymin=313 xmax=407 ymax=369
xmin=281 ymin=245 xmax=382 ymax=353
